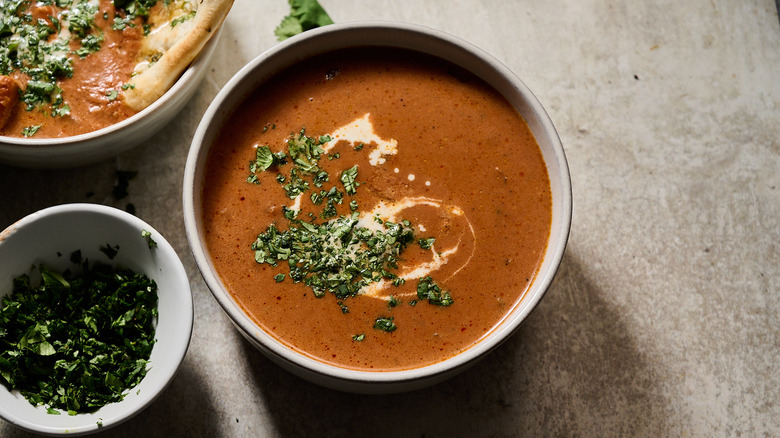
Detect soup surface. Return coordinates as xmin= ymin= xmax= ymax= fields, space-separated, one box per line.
xmin=202 ymin=47 xmax=552 ymax=371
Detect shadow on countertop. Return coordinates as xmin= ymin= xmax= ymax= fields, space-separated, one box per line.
xmin=238 ymin=248 xmax=673 ymax=437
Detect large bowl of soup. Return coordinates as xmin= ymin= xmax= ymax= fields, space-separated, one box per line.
xmin=183 ymin=21 xmax=572 ymax=393
xmin=0 ymin=0 xmax=232 ymax=168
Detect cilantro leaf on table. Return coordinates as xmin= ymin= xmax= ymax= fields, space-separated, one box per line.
xmin=275 ymin=0 xmax=334 ymax=41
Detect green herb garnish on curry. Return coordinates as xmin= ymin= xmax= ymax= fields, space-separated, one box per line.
xmin=248 ymin=129 xmax=454 ymax=335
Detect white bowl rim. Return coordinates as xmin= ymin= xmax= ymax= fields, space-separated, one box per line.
xmin=0 ymin=203 xmax=194 ymax=435
xmin=184 ymin=20 xmax=572 ymax=387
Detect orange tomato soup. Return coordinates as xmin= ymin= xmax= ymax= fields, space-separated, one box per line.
xmin=202 ymin=48 xmax=552 ymax=371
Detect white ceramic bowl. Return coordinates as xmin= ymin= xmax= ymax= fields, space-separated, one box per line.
xmin=0 ymin=30 xmax=222 ymax=169
xmin=0 ymin=204 xmax=192 ymax=435
xmin=183 ymin=21 xmax=572 ymax=394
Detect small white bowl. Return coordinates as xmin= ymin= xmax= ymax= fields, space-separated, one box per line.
xmin=184 ymin=21 xmax=572 ymax=394
xmin=0 ymin=30 xmax=222 ymax=169
xmin=0 ymin=204 xmax=192 ymax=435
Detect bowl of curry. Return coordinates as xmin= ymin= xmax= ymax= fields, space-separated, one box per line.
xmin=0 ymin=0 xmax=233 ymax=168
xmin=184 ymin=21 xmax=572 ymax=393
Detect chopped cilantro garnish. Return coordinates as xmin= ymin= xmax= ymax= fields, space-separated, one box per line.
xmin=68 ymin=1 xmax=99 ymax=38
xmin=250 ymin=145 xmax=286 ymax=174
xmin=418 ymin=237 xmax=436 ymax=250
xmin=274 ymin=0 xmax=333 ymax=41
xmin=252 ymin=212 xmax=415 ymax=300
xmin=417 ymin=276 xmax=454 ymax=306
xmin=21 ymin=125 xmax=41 ymax=137
xmin=340 ymin=165 xmax=358 ymax=195
xmin=141 ymin=230 xmax=157 ymax=248
xmin=352 ymin=333 xmax=365 ymax=342
xmin=111 ymin=16 xmax=136 ymax=31
xmin=0 ymin=260 xmax=158 ymax=413
xmin=75 ymin=33 xmax=104 ymax=58
xmin=247 ymin=127 xmax=455 ymax=332
xmin=170 ymin=10 xmax=196 ymax=28
xmin=373 ymin=316 xmax=397 ymax=332
xmin=388 ymin=296 xmax=400 ymax=308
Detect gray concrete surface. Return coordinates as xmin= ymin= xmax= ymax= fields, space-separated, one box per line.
xmin=1 ymin=0 xmax=778 ymax=436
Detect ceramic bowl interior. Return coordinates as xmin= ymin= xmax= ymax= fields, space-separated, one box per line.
xmin=0 ymin=30 xmax=222 ymax=169
xmin=184 ymin=21 xmax=572 ymax=394
xmin=0 ymin=204 xmax=192 ymax=435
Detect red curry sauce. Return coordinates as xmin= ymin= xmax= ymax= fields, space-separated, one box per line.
xmin=202 ymin=48 xmax=552 ymax=371
xmin=0 ymin=0 xmax=144 ymax=138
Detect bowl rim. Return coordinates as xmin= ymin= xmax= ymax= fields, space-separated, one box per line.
xmin=0 ymin=203 xmax=194 ymax=435
xmin=0 ymin=27 xmax=221 ymax=150
xmin=184 ymin=20 xmax=572 ymax=388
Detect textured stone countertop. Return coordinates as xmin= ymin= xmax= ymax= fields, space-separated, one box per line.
xmin=1 ymin=1 xmax=778 ymax=436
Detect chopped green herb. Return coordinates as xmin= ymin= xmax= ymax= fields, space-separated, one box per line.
xmin=51 ymin=104 xmax=71 ymax=117
xmin=0 ymin=261 xmax=158 ymax=413
xmin=250 ymin=145 xmax=286 ymax=174
xmin=352 ymin=333 xmax=365 ymax=342
xmin=247 ymin=126 xmax=455 ymax=332
xmin=274 ymin=273 xmax=285 ymax=282
xmin=75 ymin=33 xmax=104 ymax=58
xmin=170 ymin=10 xmax=196 ymax=27
xmin=141 ymin=230 xmax=157 ymax=248
xmin=252 ymin=212 xmax=414 ymax=300
xmin=274 ymin=0 xmax=333 ymax=41
xmin=418 ymin=237 xmax=436 ymax=250
xmin=21 ymin=125 xmax=41 ymax=137
xmin=373 ymin=316 xmax=397 ymax=332
xmin=111 ymin=16 xmax=136 ymax=31
xmin=340 ymin=165 xmax=358 ymax=195
xmin=106 ymin=89 xmax=119 ymax=101
xmin=417 ymin=276 xmax=454 ymax=306
xmin=69 ymin=1 xmax=99 ymax=38
xmin=388 ymin=296 xmax=400 ymax=308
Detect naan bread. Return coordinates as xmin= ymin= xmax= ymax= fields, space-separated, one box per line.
xmin=123 ymin=0 xmax=233 ymax=111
